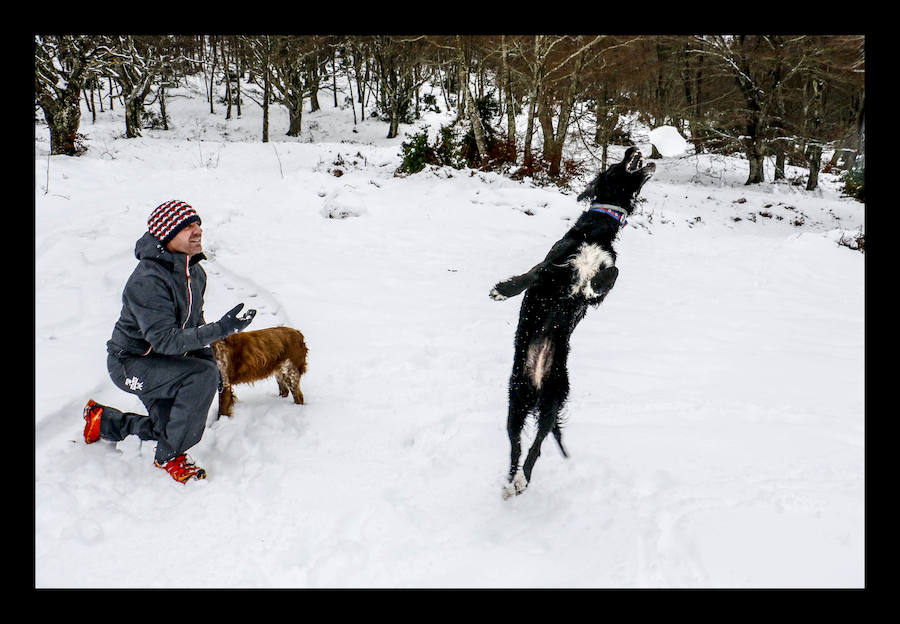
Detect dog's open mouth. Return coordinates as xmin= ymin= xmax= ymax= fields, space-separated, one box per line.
xmin=626 ymin=151 xmax=655 ymax=177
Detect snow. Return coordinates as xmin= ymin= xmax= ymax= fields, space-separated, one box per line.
xmin=649 ymin=125 xmax=690 ymax=157
xmin=35 ymin=77 xmax=864 ymax=588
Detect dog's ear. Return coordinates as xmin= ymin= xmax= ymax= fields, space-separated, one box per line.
xmin=577 ymin=171 xmax=603 ymax=202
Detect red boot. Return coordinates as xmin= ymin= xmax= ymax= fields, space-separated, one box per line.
xmin=83 ymin=399 xmax=103 ymax=444
xmin=154 ymin=455 xmax=207 ymax=484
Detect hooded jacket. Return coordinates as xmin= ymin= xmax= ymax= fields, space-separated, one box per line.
xmin=107 ymin=232 xmax=226 ymax=359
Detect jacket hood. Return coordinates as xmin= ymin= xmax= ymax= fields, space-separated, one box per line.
xmin=134 ymin=231 xmax=206 ymax=267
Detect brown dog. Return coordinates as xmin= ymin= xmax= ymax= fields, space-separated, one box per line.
xmin=211 ymin=326 xmax=308 ymax=418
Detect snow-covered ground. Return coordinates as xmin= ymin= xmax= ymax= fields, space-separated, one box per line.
xmin=34 ymin=77 xmax=864 ymax=588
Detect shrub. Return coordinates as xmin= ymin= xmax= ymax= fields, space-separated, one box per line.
xmin=841 ymin=166 xmax=865 ymax=202
xmin=510 ymin=155 xmax=586 ymax=190
xmin=396 ymin=124 xmax=468 ymax=175
xmin=396 ymin=129 xmax=436 ymax=175
xmin=422 ymin=93 xmax=441 ymax=113
xmin=435 ymin=124 xmax=466 ymax=169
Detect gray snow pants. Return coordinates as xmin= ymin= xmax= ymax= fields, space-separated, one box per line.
xmin=103 ymin=352 xmax=219 ymax=464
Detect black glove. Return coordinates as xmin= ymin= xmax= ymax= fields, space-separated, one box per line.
xmin=218 ymin=303 xmax=256 ymax=335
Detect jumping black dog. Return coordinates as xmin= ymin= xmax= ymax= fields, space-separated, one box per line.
xmin=490 ymin=147 xmax=655 ymax=498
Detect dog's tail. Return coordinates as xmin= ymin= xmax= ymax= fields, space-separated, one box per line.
xmin=552 ymin=424 xmax=569 ymax=458
xmin=285 ymin=328 xmax=309 ymax=377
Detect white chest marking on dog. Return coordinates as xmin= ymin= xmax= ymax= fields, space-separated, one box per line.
xmin=525 ymin=337 xmax=554 ymax=390
xmin=569 ymin=243 xmax=614 ymax=298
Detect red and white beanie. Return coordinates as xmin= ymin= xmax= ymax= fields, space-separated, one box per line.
xmin=148 ymin=200 xmax=201 ymax=244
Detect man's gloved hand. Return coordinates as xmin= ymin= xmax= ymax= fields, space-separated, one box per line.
xmin=218 ymin=303 xmax=256 ymax=335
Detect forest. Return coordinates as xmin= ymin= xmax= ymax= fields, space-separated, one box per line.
xmin=35 ymin=34 xmax=865 ymax=195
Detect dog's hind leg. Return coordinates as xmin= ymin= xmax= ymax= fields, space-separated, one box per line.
xmin=522 ymin=367 xmax=570 ymax=486
xmin=503 ymin=378 xmax=533 ymax=499
xmin=276 ymin=361 xmax=305 ymax=405
xmin=218 ymin=385 xmax=236 ymax=418
xmin=275 ymin=370 xmax=291 ymax=397
xmin=520 ymin=413 xmax=555 ymax=489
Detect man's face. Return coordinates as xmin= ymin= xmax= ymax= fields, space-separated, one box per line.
xmin=166 ymin=222 xmax=203 ymax=256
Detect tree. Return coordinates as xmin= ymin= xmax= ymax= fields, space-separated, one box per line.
xmin=35 ymin=35 xmax=111 ymax=155
xmin=455 ymin=36 xmax=489 ymax=164
xmin=103 ymin=35 xmax=175 ymax=138
xmin=371 ymin=36 xmax=429 ymax=139
xmin=241 ymin=35 xmax=277 ymax=142
xmin=693 ymin=35 xmax=780 ymax=184
xmin=790 ymin=36 xmax=865 ymax=191
xmin=500 ymin=35 xmax=518 ymax=163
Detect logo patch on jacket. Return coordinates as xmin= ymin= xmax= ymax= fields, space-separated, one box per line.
xmin=125 ymin=376 xmax=143 ymax=391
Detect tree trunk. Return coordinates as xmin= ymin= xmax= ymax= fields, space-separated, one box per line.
xmin=502 ymin=35 xmax=516 ymax=164
xmin=803 ymin=77 xmax=825 ymax=191
xmin=456 ymin=37 xmax=488 ymax=165
xmin=236 ymin=38 xmax=243 ymax=117
xmin=286 ymin=95 xmax=303 ymax=136
xmin=537 ymin=97 xmax=562 ymax=176
xmin=354 ymin=54 xmax=367 ymax=121
xmin=262 ymin=69 xmax=270 ymax=143
xmin=208 ymin=36 xmax=217 ymax=115
xmin=744 ymin=136 xmax=765 ymax=184
xmin=387 ymin=87 xmax=400 ymax=139
xmin=124 ymin=91 xmax=147 ymax=138
xmin=308 ymin=56 xmax=321 ymax=113
xmin=347 ymin=71 xmax=357 ymax=125
xmin=159 ymin=84 xmax=169 ymax=130
xmin=83 ymin=88 xmax=92 ymax=115
xmin=222 ymin=43 xmax=232 ymax=120
xmin=740 ymin=102 xmax=766 ymax=184
xmin=775 ymin=151 xmax=785 ymax=180
xmin=40 ymin=97 xmax=82 ymax=155
xmin=332 ymin=48 xmax=339 ymax=108
xmin=806 ymin=144 xmax=822 ymax=191
xmin=537 ymin=77 xmax=577 ymax=178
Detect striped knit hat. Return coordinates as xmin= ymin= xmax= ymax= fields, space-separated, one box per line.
xmin=148 ymin=200 xmax=201 ymax=244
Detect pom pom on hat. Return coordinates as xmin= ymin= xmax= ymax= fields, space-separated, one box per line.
xmin=148 ymin=200 xmax=201 ymax=244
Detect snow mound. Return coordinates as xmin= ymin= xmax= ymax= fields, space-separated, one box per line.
xmin=649 ymin=126 xmax=690 ymax=157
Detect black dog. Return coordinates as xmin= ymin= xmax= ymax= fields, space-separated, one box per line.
xmin=491 ymin=147 xmax=655 ymax=498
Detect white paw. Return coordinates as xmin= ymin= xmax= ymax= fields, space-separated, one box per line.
xmin=489 ymin=288 xmax=507 ymax=301
xmin=502 ymin=469 xmax=528 ymax=499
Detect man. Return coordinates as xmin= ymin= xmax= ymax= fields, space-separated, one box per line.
xmin=83 ymin=200 xmax=256 ymax=484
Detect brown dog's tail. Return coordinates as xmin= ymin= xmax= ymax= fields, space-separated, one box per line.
xmin=288 ymin=328 xmax=308 ymax=377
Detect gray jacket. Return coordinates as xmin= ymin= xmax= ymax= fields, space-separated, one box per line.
xmin=107 ymin=232 xmax=226 ymax=359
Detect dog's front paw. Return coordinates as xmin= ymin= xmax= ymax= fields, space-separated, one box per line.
xmin=489 ymin=287 xmax=508 ymax=301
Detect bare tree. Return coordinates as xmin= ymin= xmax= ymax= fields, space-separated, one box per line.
xmin=35 ymin=35 xmax=111 ymax=155
xmin=371 ymin=35 xmax=429 ymax=139
xmin=241 ymin=35 xmax=277 ymax=142
xmin=455 ymin=36 xmax=489 ymax=164
xmin=103 ymin=35 xmax=174 ymax=138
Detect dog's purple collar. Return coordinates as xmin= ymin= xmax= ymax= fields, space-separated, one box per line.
xmin=589 ymin=203 xmax=627 ymax=226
